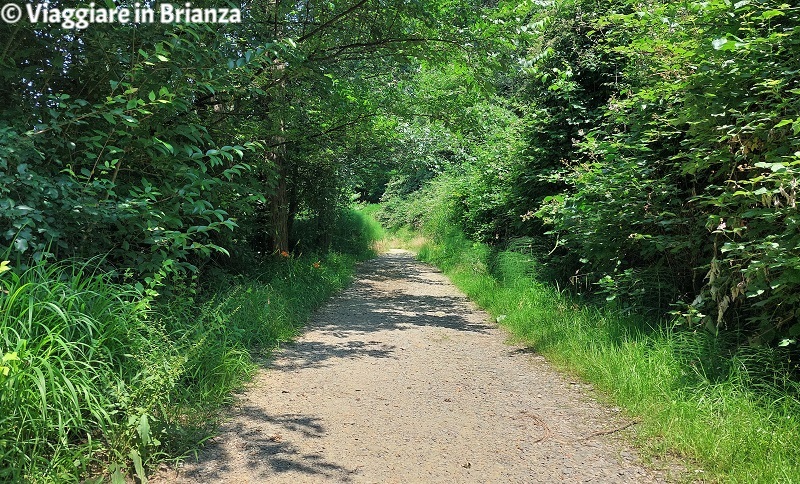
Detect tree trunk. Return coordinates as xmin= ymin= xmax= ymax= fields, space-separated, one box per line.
xmin=268 ymin=0 xmax=290 ymax=254
xmin=269 ymin=141 xmax=289 ymax=254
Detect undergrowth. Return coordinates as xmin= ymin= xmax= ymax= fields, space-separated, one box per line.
xmin=0 ymin=207 xmax=376 ymax=482
xmin=377 ymin=205 xmax=800 ymax=483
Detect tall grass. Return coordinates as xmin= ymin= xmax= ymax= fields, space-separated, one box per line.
xmin=0 ymin=260 xmax=159 ymax=482
xmin=382 ymin=211 xmax=800 ymax=483
xmin=0 ymin=207 xmax=376 ymax=482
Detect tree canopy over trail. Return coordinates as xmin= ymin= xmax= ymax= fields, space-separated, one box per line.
xmin=2 ymin=0 xmax=800 ymax=480
xmin=377 ymin=0 xmax=800 ymax=348
xmin=5 ymin=0 xmax=798 ymax=343
xmin=0 ymin=0 xmax=473 ymax=273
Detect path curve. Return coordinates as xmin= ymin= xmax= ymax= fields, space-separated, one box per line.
xmin=154 ymin=250 xmax=666 ymax=483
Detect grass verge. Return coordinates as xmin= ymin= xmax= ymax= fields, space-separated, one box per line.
xmin=383 ymin=220 xmax=800 ymax=483
xmin=0 ymin=207 xmax=376 ymax=483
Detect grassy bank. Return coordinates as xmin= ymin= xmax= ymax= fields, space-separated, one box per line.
xmin=0 ymin=207 xmax=378 ymax=483
xmin=375 ymin=208 xmax=800 ymax=483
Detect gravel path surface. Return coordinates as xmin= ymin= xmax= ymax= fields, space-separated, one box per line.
xmin=153 ymin=249 xmax=668 ymax=483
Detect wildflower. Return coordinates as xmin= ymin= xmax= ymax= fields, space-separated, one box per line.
xmin=280 ymin=250 xmax=289 ymax=258
xmin=312 ymin=261 xmax=321 ymax=269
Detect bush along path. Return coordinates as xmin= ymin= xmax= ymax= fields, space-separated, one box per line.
xmin=0 ymin=249 xmax=362 ymax=482
xmin=152 ymin=250 xmax=677 ymax=483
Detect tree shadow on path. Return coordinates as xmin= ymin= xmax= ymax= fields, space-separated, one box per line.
xmin=270 ymin=251 xmax=491 ymax=372
xmin=178 ymin=406 xmax=358 ymax=482
xmin=164 ymin=251 xmax=492 ymax=483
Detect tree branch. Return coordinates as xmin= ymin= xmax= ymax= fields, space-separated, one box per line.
xmin=297 ymin=0 xmax=371 ymax=43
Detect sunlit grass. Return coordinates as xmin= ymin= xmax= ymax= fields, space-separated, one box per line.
xmin=358 ymin=204 xmax=426 ymax=253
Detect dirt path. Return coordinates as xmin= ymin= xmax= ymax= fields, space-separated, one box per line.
xmin=153 ymin=249 xmax=668 ymax=483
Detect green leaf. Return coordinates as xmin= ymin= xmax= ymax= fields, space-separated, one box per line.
xmin=137 ymin=414 xmax=151 ymax=446
xmin=129 ymin=449 xmax=146 ymax=483
xmin=109 ymin=464 xmax=126 ymax=484
xmin=754 ymin=162 xmax=787 ymax=173
xmin=13 ymin=238 xmax=28 ymax=253
xmin=712 ymin=38 xmax=733 ymax=50
xmin=760 ymin=9 xmax=785 ymax=20
xmin=156 ymin=138 xmax=174 ymax=154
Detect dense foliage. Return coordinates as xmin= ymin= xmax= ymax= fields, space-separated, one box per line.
xmin=380 ymin=0 xmax=800 ymax=347
xmin=0 ymin=0 xmax=471 ymax=275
